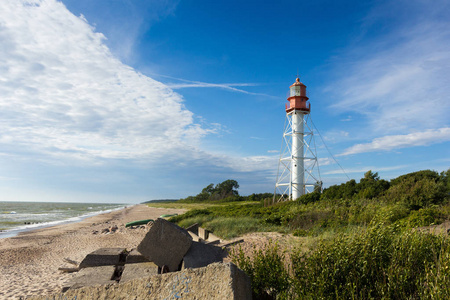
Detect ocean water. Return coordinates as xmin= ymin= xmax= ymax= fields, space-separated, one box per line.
xmin=0 ymin=201 xmax=125 ymax=238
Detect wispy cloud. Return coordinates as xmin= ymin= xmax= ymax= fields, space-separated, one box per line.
xmin=325 ymin=0 xmax=450 ymax=135
xmin=339 ymin=127 xmax=450 ymax=156
xmin=154 ymin=73 xmax=276 ymax=97
xmin=323 ymin=164 xmax=409 ymax=175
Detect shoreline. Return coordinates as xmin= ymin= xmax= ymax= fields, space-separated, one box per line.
xmin=0 ymin=205 xmax=128 ymax=239
xmin=0 ymin=204 xmax=186 ymax=299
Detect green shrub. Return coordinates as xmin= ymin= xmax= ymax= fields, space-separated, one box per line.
xmin=288 ymin=209 xmax=332 ymax=231
xmin=419 ymin=238 xmax=450 ymax=298
xmin=231 ymin=241 xmax=291 ymax=299
xmin=398 ymin=206 xmax=445 ymax=228
xmin=373 ymin=203 xmax=410 ymax=224
xmin=290 ymin=224 xmax=450 ymax=299
xmin=297 ymin=191 xmax=321 ymax=204
xmin=385 ymin=171 xmax=447 ymax=209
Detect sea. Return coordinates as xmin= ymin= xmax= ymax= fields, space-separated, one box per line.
xmin=0 ymin=201 xmax=126 ymax=239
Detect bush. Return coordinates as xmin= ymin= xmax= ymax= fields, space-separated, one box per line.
xmin=231 ymin=241 xmax=291 ymax=299
xmin=291 ymin=224 xmax=450 ymax=299
xmin=297 ymin=191 xmax=321 ymax=204
xmin=398 ymin=206 xmax=445 ymax=228
xmin=384 ymin=177 xmax=447 ymax=209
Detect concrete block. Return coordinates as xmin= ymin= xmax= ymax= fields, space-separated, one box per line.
xmin=182 ymin=241 xmax=224 ymax=269
xmin=185 ymin=223 xmax=199 ymax=236
xmin=137 ymin=218 xmax=192 ymax=272
xmin=120 ymin=262 xmax=159 ymax=283
xmin=79 ymin=248 xmax=126 ymax=268
xmin=33 ymin=263 xmax=252 ymax=300
xmin=63 ymin=265 xmax=116 ymax=291
xmin=188 ymin=231 xmax=202 ymax=242
xmin=198 ymin=227 xmax=208 ymax=240
xmin=125 ymin=249 xmax=151 ymax=264
xmin=206 ymin=239 xmax=221 ymax=245
xmin=206 ymin=232 xmax=221 ymax=243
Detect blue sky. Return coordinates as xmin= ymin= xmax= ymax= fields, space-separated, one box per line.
xmin=0 ymin=0 xmax=449 ymax=203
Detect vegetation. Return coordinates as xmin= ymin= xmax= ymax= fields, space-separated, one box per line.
xmin=179 ymin=179 xmax=242 ymax=202
xmin=148 ymin=169 xmax=450 ymax=299
xmin=232 ymin=224 xmax=450 ymax=299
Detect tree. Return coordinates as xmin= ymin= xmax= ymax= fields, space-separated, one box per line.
xmin=363 ymin=170 xmax=380 ymax=181
xmin=215 ymin=179 xmax=239 ymax=199
xmin=201 ymin=183 xmax=215 ymax=195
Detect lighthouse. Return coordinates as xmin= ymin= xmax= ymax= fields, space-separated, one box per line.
xmin=274 ymin=78 xmax=321 ymax=202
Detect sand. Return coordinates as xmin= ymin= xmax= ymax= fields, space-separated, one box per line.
xmin=0 ymin=204 xmax=304 ymax=299
xmin=0 ymin=205 xmax=186 ymax=299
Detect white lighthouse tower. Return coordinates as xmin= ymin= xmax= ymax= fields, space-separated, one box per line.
xmin=274 ymin=78 xmax=321 ymax=202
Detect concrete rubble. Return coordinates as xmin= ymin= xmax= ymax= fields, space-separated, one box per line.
xmin=79 ymin=248 xmax=126 ymax=269
xmin=30 ymin=263 xmax=251 ymax=300
xmin=137 ymin=218 xmax=193 ymax=272
xmin=40 ymin=218 xmax=250 ymax=299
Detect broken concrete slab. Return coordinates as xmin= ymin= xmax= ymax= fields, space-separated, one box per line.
xmin=207 ymin=232 xmax=221 ymax=243
xmin=32 ymin=263 xmax=252 ymax=300
xmin=120 ymin=262 xmax=159 ymax=283
xmin=185 ymin=223 xmax=199 ymax=236
xmin=188 ymin=231 xmax=202 ymax=242
xmin=206 ymin=239 xmax=221 ymax=246
xmin=137 ymin=218 xmax=192 ymax=272
xmin=182 ymin=241 xmax=225 ymax=269
xmin=125 ymin=249 xmax=151 ymax=264
xmin=221 ymin=239 xmax=244 ymax=248
xmin=198 ymin=227 xmax=208 ymax=240
xmin=79 ymin=248 xmax=126 ymax=269
xmin=63 ymin=265 xmax=116 ymax=291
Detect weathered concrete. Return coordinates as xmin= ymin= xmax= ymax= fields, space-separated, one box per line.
xmin=137 ymin=218 xmax=192 ymax=272
xmin=31 ymin=263 xmax=252 ymax=300
xmin=198 ymin=227 xmax=208 ymax=240
xmin=63 ymin=265 xmax=116 ymax=291
xmin=207 ymin=232 xmax=221 ymax=243
xmin=182 ymin=241 xmax=224 ymax=269
xmin=79 ymin=248 xmax=126 ymax=268
xmin=185 ymin=223 xmax=199 ymax=236
xmin=125 ymin=248 xmax=151 ymax=264
xmin=206 ymin=239 xmax=221 ymax=245
xmin=120 ymin=262 xmax=159 ymax=283
xmin=188 ymin=231 xmax=202 ymax=242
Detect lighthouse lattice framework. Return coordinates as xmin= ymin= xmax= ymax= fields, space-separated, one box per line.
xmin=274 ymin=78 xmax=322 ymax=202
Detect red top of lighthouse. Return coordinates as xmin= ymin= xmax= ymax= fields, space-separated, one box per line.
xmin=286 ymin=78 xmax=310 ymax=113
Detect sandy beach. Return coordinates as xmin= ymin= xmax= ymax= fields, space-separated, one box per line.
xmin=0 ymin=205 xmax=186 ymax=299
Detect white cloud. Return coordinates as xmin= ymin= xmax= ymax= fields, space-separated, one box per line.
xmin=218 ymin=155 xmax=277 ymax=173
xmin=325 ymin=0 xmax=450 ymax=134
xmin=339 ymin=127 xmax=450 ymax=156
xmin=0 ymin=0 xmax=280 ymax=180
xmin=0 ymin=0 xmax=211 ymax=164
xmin=323 ymin=130 xmax=350 ymax=143
xmin=323 ymin=164 xmax=408 ymax=175
xmin=318 ymin=157 xmax=334 ymax=166
xmin=158 ymin=74 xmax=275 ymax=98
